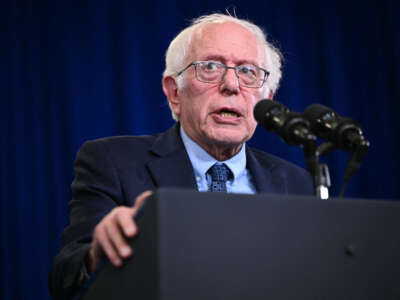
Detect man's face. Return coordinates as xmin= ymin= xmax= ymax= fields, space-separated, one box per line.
xmin=168 ymin=22 xmax=267 ymax=155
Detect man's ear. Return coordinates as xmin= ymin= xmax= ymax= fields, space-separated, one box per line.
xmin=162 ymin=76 xmax=181 ymax=116
xmin=268 ymin=89 xmax=274 ymax=100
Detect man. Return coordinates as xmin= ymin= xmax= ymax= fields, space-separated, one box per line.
xmin=49 ymin=13 xmax=313 ymax=300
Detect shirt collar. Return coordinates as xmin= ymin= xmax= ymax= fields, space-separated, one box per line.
xmin=180 ymin=126 xmax=247 ymax=180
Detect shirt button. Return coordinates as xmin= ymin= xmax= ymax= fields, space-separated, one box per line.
xmin=196 ymin=176 xmax=201 ymax=182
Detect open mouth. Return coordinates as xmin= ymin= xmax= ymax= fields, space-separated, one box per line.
xmin=216 ymin=108 xmax=242 ymax=118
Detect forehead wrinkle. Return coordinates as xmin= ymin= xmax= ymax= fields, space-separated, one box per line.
xmin=189 ymin=22 xmax=266 ymax=68
xmin=200 ymin=54 xmax=261 ymax=67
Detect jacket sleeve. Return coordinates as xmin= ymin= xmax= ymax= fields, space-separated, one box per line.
xmin=49 ymin=139 xmax=125 ymax=300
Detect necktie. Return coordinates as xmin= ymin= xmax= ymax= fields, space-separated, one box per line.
xmin=207 ymin=163 xmax=232 ymax=192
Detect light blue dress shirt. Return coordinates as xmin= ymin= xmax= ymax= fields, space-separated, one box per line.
xmin=180 ymin=127 xmax=256 ymax=194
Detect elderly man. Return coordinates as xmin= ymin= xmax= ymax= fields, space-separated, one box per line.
xmin=49 ymin=13 xmax=313 ymax=300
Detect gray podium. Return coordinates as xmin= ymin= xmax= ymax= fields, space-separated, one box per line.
xmin=79 ymin=188 xmax=400 ymax=300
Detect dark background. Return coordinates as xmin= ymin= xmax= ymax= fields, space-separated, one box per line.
xmin=2 ymin=0 xmax=399 ymax=299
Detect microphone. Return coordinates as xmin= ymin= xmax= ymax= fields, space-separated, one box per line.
xmin=254 ymin=99 xmax=316 ymax=145
xmin=303 ymin=104 xmax=369 ymax=151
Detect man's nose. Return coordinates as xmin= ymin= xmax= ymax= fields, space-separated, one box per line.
xmin=219 ymin=68 xmax=239 ymax=95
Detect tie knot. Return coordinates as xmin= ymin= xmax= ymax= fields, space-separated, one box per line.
xmin=208 ymin=163 xmax=232 ymax=182
xmin=207 ymin=163 xmax=232 ymax=192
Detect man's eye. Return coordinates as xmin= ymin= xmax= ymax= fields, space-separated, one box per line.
xmin=204 ymin=62 xmax=218 ymax=70
xmin=239 ymin=66 xmax=256 ymax=76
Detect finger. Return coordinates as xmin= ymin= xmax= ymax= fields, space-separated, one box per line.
xmin=104 ymin=218 xmax=132 ymax=259
xmin=117 ymin=210 xmax=138 ymax=238
xmin=132 ymin=190 xmax=152 ymax=213
xmin=113 ymin=191 xmax=152 ymax=239
xmin=88 ymin=239 xmax=103 ymax=274
xmin=97 ymin=225 xmax=122 ymax=267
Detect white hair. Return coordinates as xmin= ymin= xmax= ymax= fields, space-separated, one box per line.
xmin=163 ymin=13 xmax=283 ymax=121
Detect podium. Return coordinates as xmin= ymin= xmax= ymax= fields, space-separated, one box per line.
xmin=79 ymin=189 xmax=400 ymax=300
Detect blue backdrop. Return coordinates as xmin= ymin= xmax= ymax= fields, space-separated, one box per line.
xmin=2 ymin=0 xmax=399 ymax=299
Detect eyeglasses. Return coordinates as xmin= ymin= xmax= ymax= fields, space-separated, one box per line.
xmin=175 ymin=61 xmax=270 ymax=88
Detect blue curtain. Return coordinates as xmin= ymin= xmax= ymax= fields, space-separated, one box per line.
xmin=2 ymin=0 xmax=399 ymax=299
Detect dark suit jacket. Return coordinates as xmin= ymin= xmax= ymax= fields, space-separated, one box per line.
xmin=49 ymin=124 xmax=313 ymax=300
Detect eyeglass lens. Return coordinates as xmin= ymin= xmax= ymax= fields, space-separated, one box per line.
xmin=195 ymin=61 xmax=264 ymax=87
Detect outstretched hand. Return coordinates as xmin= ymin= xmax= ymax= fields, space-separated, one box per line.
xmin=87 ymin=190 xmax=152 ymax=274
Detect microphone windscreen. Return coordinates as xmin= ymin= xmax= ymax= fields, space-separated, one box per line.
xmin=303 ymin=104 xmax=336 ymax=123
xmin=253 ymin=99 xmax=284 ymax=124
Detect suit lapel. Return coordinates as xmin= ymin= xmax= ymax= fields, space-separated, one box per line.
xmin=246 ymin=147 xmax=288 ymax=194
xmin=146 ymin=124 xmax=197 ymax=189
xmin=145 ymin=125 xmax=287 ymax=194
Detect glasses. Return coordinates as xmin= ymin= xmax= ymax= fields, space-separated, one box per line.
xmin=175 ymin=61 xmax=270 ymax=88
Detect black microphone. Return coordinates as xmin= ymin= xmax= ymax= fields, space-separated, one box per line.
xmin=254 ymin=99 xmax=316 ymax=145
xmin=303 ymin=104 xmax=369 ymax=151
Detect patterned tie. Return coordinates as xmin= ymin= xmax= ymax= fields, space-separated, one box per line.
xmin=207 ymin=163 xmax=232 ymax=192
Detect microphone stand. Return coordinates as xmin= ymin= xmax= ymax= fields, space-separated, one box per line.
xmin=339 ymin=139 xmax=369 ymax=197
xmin=303 ymin=140 xmax=331 ymax=200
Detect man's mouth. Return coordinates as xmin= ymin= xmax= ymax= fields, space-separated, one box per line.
xmin=215 ymin=108 xmax=242 ymax=118
xmin=211 ymin=108 xmax=243 ymax=125
xmin=219 ymin=110 xmax=240 ymax=118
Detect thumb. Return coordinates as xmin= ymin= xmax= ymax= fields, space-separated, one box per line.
xmin=131 ymin=190 xmax=152 ymax=217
